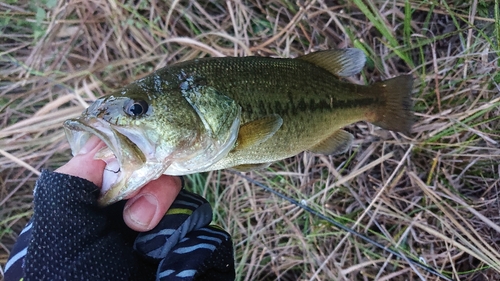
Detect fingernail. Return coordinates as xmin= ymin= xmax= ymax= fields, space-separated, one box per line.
xmin=77 ymin=136 xmax=101 ymax=155
xmin=125 ymin=194 xmax=158 ymax=229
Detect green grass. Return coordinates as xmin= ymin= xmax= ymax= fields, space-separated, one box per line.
xmin=1 ymin=0 xmax=500 ymax=280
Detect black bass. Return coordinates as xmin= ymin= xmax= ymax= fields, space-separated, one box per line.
xmin=63 ymin=49 xmax=413 ymax=205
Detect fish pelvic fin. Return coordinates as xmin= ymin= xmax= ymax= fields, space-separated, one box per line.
xmin=296 ymin=48 xmax=366 ymax=77
xmin=370 ymin=75 xmax=414 ymax=135
xmin=309 ymin=130 xmax=354 ymax=155
xmin=231 ymin=162 xmax=271 ymax=172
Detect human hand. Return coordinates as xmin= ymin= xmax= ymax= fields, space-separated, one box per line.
xmin=6 ymin=136 xmax=235 ymax=281
xmin=55 ymin=136 xmax=182 ymax=232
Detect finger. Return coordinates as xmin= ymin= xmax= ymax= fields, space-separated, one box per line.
xmin=123 ymin=175 xmax=182 ymax=232
xmin=55 ymin=136 xmax=106 ymax=187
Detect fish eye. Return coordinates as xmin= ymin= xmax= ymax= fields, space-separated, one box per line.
xmin=124 ymin=99 xmax=149 ymax=117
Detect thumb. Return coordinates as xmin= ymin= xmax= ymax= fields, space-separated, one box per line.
xmin=56 ymin=136 xmax=107 ymax=187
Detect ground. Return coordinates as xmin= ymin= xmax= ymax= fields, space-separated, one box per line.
xmin=1 ymin=0 xmax=499 ymax=280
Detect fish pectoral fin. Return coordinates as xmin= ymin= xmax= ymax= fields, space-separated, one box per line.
xmin=296 ymin=48 xmax=366 ymax=77
xmin=234 ymin=114 xmax=283 ymax=151
xmin=309 ymin=130 xmax=354 ymax=155
xmin=231 ymin=162 xmax=271 ymax=172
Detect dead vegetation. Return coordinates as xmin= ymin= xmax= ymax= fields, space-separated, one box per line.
xmin=1 ymin=0 xmax=499 ymax=280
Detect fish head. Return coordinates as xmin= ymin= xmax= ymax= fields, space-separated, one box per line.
xmin=64 ymin=75 xmax=240 ymax=206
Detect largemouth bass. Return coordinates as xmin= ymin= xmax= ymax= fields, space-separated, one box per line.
xmin=63 ymin=49 xmax=413 ymax=206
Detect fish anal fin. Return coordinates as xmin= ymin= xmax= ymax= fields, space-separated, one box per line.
xmin=234 ymin=114 xmax=283 ymax=151
xmin=309 ymin=130 xmax=354 ymax=155
xmin=231 ymin=162 xmax=271 ymax=172
xmin=370 ymin=75 xmax=414 ymax=135
xmin=297 ymin=48 xmax=366 ymax=77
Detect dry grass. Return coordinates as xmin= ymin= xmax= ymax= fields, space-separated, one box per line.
xmin=1 ymin=0 xmax=499 ymax=280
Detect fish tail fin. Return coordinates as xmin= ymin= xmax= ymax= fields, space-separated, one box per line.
xmin=371 ymin=75 xmax=414 ymax=135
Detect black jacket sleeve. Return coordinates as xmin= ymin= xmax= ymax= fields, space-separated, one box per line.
xmin=5 ymin=170 xmax=235 ymax=281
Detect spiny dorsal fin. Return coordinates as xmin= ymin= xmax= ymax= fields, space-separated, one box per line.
xmin=297 ymin=48 xmax=366 ymax=77
xmin=308 ymin=129 xmax=354 ymax=155
xmin=233 ymin=114 xmax=283 ymax=151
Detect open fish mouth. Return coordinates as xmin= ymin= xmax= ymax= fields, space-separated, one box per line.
xmin=63 ymin=118 xmax=165 ymax=206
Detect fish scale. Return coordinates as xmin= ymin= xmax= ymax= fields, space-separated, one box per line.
xmin=164 ymin=57 xmax=380 ymax=167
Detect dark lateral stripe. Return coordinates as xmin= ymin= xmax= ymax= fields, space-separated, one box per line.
xmin=245 ymin=96 xmax=379 ymax=117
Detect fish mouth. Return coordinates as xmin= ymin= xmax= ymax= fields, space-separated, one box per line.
xmin=63 ymin=118 xmax=167 ymax=206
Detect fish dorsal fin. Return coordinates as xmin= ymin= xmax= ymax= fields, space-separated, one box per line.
xmin=297 ymin=48 xmax=366 ymax=77
xmin=234 ymin=114 xmax=283 ymax=151
xmin=308 ymin=129 xmax=354 ymax=155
